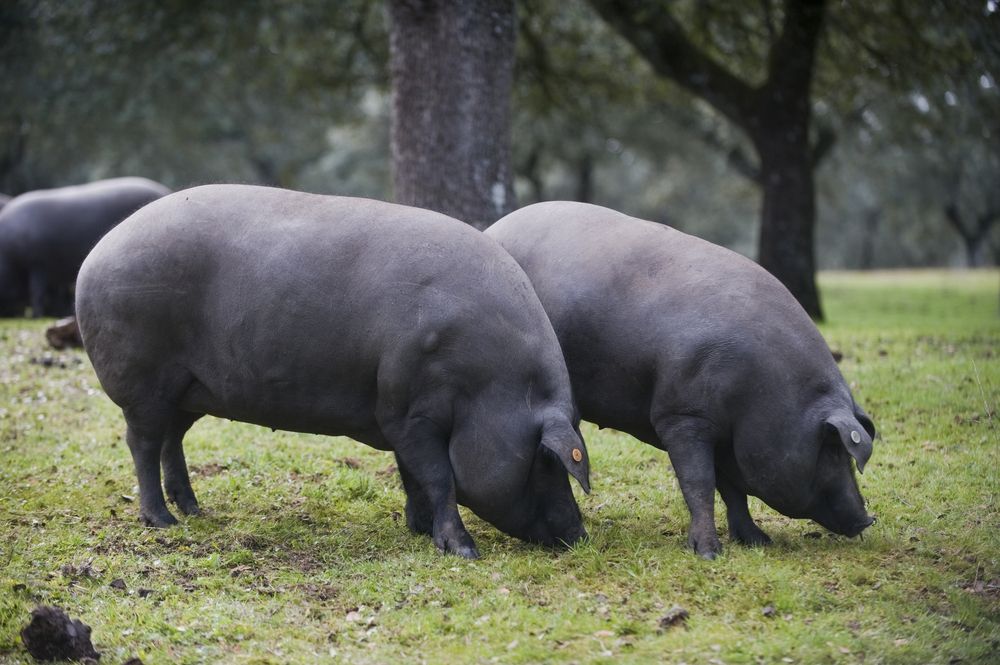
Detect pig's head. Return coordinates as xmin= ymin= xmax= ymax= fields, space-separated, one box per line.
xmin=453 ymin=407 xmax=590 ymax=548
xmin=733 ymin=399 xmax=876 ymax=538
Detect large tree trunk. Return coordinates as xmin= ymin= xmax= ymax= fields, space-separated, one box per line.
xmin=387 ymin=0 xmax=517 ymax=229
xmin=587 ymin=0 xmax=827 ymax=319
xmin=756 ymin=136 xmax=821 ymax=316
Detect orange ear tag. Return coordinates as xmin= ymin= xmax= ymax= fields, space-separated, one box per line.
xmin=571 ymin=448 xmax=583 ymax=462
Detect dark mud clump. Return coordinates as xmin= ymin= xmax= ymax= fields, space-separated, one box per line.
xmin=20 ymin=605 xmax=100 ymax=662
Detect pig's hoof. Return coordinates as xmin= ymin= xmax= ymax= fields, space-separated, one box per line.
xmin=732 ymin=523 xmax=772 ymax=547
xmin=168 ymin=492 xmax=201 ymax=516
xmin=140 ymin=509 xmax=178 ymax=528
xmin=689 ymin=533 xmax=722 ymax=560
xmin=166 ymin=486 xmax=200 ymax=516
xmin=178 ymin=501 xmax=201 ymax=517
xmin=433 ymin=529 xmax=480 ymax=559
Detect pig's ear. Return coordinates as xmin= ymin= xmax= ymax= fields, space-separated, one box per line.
xmin=824 ymin=413 xmax=873 ymax=473
xmin=540 ymin=414 xmax=591 ymax=494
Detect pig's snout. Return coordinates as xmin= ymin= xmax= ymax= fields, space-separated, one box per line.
xmin=557 ymin=522 xmax=589 ymax=548
xmin=846 ymin=514 xmax=876 ymax=538
xmin=824 ymin=513 xmax=876 ymax=538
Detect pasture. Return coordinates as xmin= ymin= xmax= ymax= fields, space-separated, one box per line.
xmin=0 ymin=269 xmax=997 ymax=664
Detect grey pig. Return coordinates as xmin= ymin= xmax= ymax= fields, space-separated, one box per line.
xmin=76 ymin=185 xmax=591 ymax=558
xmin=0 ymin=177 xmax=170 ymax=317
xmin=487 ymin=201 xmax=875 ymax=559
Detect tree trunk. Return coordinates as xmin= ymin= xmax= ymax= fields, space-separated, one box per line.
xmin=752 ymin=66 xmax=823 ymax=318
xmin=756 ymin=138 xmax=822 ymax=317
xmin=387 ymin=0 xmax=517 ymax=229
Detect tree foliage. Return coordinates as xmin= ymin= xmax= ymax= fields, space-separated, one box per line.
xmin=0 ymin=0 xmax=996 ymax=271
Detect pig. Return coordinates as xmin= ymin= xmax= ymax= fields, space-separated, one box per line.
xmin=487 ymin=201 xmax=876 ymax=558
xmin=76 ymin=185 xmax=591 ymax=558
xmin=0 ymin=177 xmax=170 ymax=317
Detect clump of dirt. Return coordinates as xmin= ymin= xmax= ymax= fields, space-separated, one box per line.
xmin=20 ymin=605 xmax=100 ymax=662
xmin=44 ymin=317 xmax=83 ymax=350
xmin=337 ymin=457 xmax=362 ymax=469
xmin=657 ymin=605 xmax=689 ymax=631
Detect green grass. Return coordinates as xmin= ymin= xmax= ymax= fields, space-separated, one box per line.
xmin=1 ymin=269 xmax=998 ymax=664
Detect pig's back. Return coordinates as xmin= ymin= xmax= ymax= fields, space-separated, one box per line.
xmin=77 ymin=185 xmax=564 ymax=439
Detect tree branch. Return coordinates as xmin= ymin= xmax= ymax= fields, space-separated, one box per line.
xmin=586 ymin=0 xmax=758 ymax=129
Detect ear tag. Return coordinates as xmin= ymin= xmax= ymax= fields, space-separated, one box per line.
xmin=850 ymin=430 xmax=862 ymax=444
xmin=571 ymin=448 xmax=583 ymax=462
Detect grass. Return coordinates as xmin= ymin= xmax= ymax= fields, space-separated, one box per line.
xmin=1 ymin=268 xmax=997 ymax=664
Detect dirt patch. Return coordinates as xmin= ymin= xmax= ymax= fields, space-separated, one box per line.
xmin=961 ymin=579 xmax=1000 ymax=598
xmin=189 ymin=462 xmax=229 ymax=477
xmin=20 ymin=605 xmax=100 ymax=662
xmin=293 ymin=582 xmax=341 ymax=602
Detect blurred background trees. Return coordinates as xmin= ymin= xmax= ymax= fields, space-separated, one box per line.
xmin=1 ymin=0 xmax=997 ymax=307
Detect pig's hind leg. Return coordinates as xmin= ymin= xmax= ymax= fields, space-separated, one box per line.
xmin=122 ymin=400 xmax=202 ymax=528
xmin=162 ymin=412 xmax=203 ymax=516
xmin=123 ymin=404 xmax=178 ymax=527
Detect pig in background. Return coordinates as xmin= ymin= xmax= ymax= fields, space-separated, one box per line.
xmin=0 ymin=177 xmax=169 ymax=317
xmin=76 ymin=185 xmax=591 ymax=558
xmin=488 ymin=201 xmax=876 ymax=559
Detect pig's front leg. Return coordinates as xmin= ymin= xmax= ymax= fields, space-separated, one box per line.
xmin=394 ymin=452 xmax=433 ymax=536
xmin=716 ymin=473 xmax=772 ymax=546
xmin=385 ymin=417 xmax=479 ymax=559
xmin=655 ymin=416 xmax=722 ymax=559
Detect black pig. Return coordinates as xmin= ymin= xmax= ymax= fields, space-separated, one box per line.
xmin=488 ymin=202 xmax=875 ymax=558
xmin=76 ymin=186 xmax=591 ymax=558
